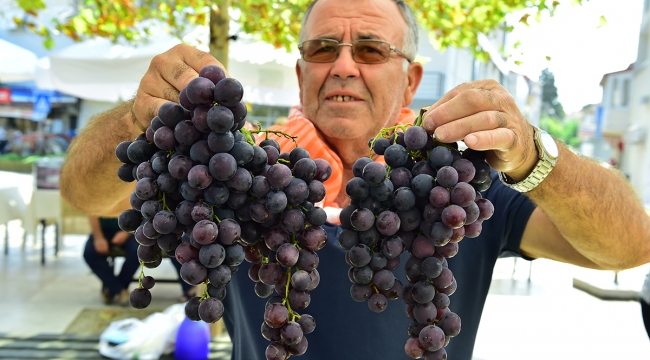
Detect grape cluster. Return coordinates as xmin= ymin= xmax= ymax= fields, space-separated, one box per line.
xmin=244 ymin=144 xmax=332 ymax=360
xmin=114 ymin=65 xmax=332 ymax=360
xmin=339 ymin=117 xmax=494 ymax=359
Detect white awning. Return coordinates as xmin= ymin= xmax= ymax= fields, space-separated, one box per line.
xmin=34 ymin=29 xmax=301 ymax=106
xmin=0 ymin=38 xmax=38 ymax=83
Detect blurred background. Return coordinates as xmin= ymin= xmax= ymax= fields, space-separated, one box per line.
xmin=1 ymin=0 xmax=649 ymax=359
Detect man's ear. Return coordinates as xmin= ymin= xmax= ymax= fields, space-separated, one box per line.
xmin=296 ymin=60 xmax=303 ymax=103
xmin=403 ymin=62 xmax=423 ymax=107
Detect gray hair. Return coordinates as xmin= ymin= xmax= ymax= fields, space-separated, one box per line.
xmin=299 ymin=0 xmax=419 ymax=65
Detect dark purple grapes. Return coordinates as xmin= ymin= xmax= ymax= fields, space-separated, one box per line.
xmin=115 ymin=67 xmax=333 ymax=360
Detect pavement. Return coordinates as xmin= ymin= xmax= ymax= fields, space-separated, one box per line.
xmin=1 ymin=171 xmax=649 ymax=359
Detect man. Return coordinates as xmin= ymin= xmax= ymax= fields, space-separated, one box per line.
xmin=59 ymin=0 xmax=650 ymax=359
xmin=84 ymin=215 xmax=137 ymax=306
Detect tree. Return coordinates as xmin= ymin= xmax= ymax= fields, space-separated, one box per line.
xmin=13 ymin=0 xmax=587 ymax=69
xmin=539 ymin=68 xmax=566 ymax=119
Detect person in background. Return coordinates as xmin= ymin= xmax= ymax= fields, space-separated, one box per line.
xmin=85 ymin=216 xmax=196 ymax=304
xmin=84 ymin=216 xmax=139 ymax=306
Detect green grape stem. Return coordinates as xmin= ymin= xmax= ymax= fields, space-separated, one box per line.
xmin=138 ymin=261 xmax=145 ymax=288
xmin=201 ymin=280 xmax=210 ymax=300
xmin=368 ymin=123 xmax=414 ymax=158
xmin=283 ymin=267 xmax=298 ymax=322
xmin=239 ymin=127 xmax=257 ymax=146
xmin=212 ymin=211 xmax=221 ymax=223
xmin=159 ymin=192 xmax=172 ymax=212
xmin=244 ymin=128 xmax=299 ymax=148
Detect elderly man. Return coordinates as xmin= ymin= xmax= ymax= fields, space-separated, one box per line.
xmin=60 ymin=0 xmax=650 ymax=359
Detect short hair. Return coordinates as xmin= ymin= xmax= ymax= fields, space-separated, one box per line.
xmin=299 ymin=0 xmax=419 ymax=62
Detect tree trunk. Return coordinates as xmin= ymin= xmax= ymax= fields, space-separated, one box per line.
xmin=209 ymin=0 xmax=230 ymax=69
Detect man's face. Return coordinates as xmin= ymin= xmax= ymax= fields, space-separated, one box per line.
xmin=297 ymin=0 xmax=419 ymax=145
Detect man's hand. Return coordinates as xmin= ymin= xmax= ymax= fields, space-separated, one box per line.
xmin=94 ymin=237 xmax=110 ymax=255
xmin=110 ymin=231 xmax=131 ymax=246
xmin=420 ymin=79 xmax=538 ymax=182
xmin=131 ymin=44 xmax=227 ymax=132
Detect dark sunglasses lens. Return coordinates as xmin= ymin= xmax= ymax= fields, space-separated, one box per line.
xmin=302 ymin=40 xmax=338 ymax=63
xmin=352 ymin=41 xmax=390 ymax=64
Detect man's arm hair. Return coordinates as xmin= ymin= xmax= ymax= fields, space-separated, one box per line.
xmin=60 ymin=100 xmax=141 ymax=217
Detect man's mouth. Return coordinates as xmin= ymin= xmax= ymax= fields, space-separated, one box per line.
xmin=327 ymin=95 xmax=359 ymax=102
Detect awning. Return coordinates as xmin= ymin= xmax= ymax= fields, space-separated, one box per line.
xmin=0 ymin=39 xmax=38 ymax=83
xmin=35 ymin=27 xmax=301 ymax=107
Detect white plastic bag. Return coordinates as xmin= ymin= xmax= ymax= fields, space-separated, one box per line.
xmin=98 ymin=303 xmax=186 ymax=360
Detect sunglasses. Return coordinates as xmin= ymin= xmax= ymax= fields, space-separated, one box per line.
xmin=298 ymin=39 xmax=412 ymax=64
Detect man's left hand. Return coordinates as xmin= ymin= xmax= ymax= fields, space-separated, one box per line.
xmin=420 ymin=79 xmax=539 ymax=181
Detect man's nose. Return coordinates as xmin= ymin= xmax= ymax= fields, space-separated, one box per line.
xmin=330 ymin=45 xmax=360 ymax=79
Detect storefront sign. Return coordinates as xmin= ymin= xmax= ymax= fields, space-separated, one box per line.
xmin=0 ymin=88 xmax=10 ymax=104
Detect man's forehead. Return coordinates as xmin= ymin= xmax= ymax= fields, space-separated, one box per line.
xmin=303 ymin=0 xmax=404 ymax=41
xmin=310 ymin=30 xmax=385 ymax=42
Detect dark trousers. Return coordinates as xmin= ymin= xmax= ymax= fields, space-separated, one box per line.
xmin=84 ymin=230 xmax=194 ymax=298
xmin=170 ymin=253 xmax=193 ymax=297
xmin=642 ymin=299 xmax=650 ymax=340
xmin=83 ymin=230 xmax=140 ymax=298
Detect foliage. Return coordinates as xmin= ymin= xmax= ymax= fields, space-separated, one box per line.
xmin=540 ymin=115 xmax=580 ymax=148
xmin=14 ymin=0 xmax=587 ymax=61
xmin=539 ymin=68 xmax=566 ymax=119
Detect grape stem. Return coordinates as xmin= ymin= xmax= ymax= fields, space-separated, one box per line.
xmin=415 ymin=106 xmax=429 ymax=127
xmin=241 ymin=127 xmax=299 ymax=148
xmin=137 ymin=261 xmax=145 ymax=288
xmin=283 ymin=267 xmax=298 ymax=322
xmin=212 ymin=210 xmax=221 ymax=223
xmin=159 ymin=192 xmax=172 ymax=212
xmin=370 ymin=283 xmax=380 ymax=294
xmin=367 ymin=124 xmax=414 ymax=158
xmin=200 ymin=280 xmax=210 ymax=301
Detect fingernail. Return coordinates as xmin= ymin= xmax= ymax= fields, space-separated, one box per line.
xmin=435 ymin=127 xmax=447 ymax=141
xmin=422 ymin=115 xmax=434 ymax=131
xmin=465 ymin=134 xmax=478 ymax=147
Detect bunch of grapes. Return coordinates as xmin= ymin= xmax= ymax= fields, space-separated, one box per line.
xmin=114 ymin=65 xmax=332 ymax=360
xmin=339 ymin=110 xmax=494 ymax=360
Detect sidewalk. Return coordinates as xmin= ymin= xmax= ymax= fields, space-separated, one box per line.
xmin=474 ymin=258 xmax=650 ymax=360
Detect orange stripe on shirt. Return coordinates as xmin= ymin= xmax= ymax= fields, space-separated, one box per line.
xmin=257 ymin=105 xmax=417 ymax=209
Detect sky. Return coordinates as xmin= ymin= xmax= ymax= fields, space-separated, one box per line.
xmin=506 ymin=0 xmax=645 ymax=113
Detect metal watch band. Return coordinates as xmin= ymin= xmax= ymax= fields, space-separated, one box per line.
xmin=498 ymin=157 xmax=555 ymax=193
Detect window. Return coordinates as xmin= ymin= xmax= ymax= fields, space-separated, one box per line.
xmin=611 ymin=78 xmax=619 ymax=107
xmin=622 ymin=79 xmax=630 ymax=107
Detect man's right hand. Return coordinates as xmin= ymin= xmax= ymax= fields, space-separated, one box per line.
xmin=94 ymin=237 xmax=110 ymax=255
xmin=131 ymin=44 xmax=227 ymax=132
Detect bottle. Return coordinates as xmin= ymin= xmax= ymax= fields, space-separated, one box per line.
xmin=174 ymin=316 xmax=210 ymax=360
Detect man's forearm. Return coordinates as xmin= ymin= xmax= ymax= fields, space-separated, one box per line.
xmin=528 ymin=144 xmax=650 ymax=269
xmin=60 ymin=101 xmax=142 ymax=217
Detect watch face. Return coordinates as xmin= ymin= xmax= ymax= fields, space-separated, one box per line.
xmin=540 ymin=132 xmax=559 ymax=158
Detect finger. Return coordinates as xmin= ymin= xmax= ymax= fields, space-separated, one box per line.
xmin=433 ymin=110 xmax=509 ymax=143
xmin=421 ymin=79 xmax=506 ymax=132
xmin=169 ymin=45 xmax=229 ymax=90
xmin=422 ymin=88 xmax=499 ymax=133
xmin=133 ymin=44 xmax=227 ymax=126
xmin=462 ymin=128 xmax=517 ymax=152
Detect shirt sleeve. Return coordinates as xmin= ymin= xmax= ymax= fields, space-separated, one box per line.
xmin=483 ymin=170 xmax=537 ymax=259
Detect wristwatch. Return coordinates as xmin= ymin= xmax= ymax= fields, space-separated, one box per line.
xmin=498 ymin=126 xmax=559 ymax=193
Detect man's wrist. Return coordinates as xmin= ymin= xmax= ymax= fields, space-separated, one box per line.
xmin=503 ymin=147 xmax=540 ymax=182
xmin=121 ymin=99 xmax=146 ymax=139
